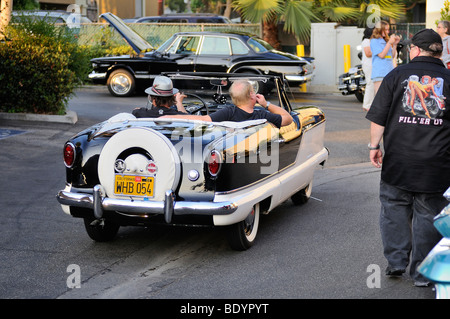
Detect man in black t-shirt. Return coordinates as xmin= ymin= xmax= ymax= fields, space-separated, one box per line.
xmin=162 ymin=80 xmax=293 ymax=129
xmin=132 ymin=76 xmax=187 ymax=118
xmin=366 ymin=29 xmax=450 ymax=287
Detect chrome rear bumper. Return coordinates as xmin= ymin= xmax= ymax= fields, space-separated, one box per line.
xmin=56 ymin=184 xmax=237 ymax=224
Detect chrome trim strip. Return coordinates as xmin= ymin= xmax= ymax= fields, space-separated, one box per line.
xmin=135 ymin=74 xmax=154 ymax=79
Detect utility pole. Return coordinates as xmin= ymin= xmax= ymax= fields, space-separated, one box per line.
xmin=158 ymin=0 xmax=163 ymax=16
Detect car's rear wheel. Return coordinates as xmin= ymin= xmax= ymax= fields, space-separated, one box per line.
xmin=227 ymin=204 xmax=260 ymax=251
xmin=107 ymin=69 xmax=136 ymax=97
xmin=83 ymin=217 xmax=120 ymax=242
xmin=291 ymin=182 xmax=312 ymax=205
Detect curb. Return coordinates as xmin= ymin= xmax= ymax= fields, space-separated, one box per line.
xmin=0 ymin=110 xmax=78 ymax=124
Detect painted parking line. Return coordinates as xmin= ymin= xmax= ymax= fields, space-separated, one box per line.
xmin=0 ymin=129 xmax=28 ymax=140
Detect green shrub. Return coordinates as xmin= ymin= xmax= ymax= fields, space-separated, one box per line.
xmin=0 ymin=16 xmax=86 ymax=114
xmin=0 ymin=39 xmax=75 ymax=114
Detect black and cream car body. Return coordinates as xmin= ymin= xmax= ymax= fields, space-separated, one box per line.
xmin=57 ymin=73 xmax=328 ymax=250
xmin=89 ymin=13 xmax=315 ymax=97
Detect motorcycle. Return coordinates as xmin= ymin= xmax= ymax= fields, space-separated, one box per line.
xmin=337 ymin=64 xmax=366 ymax=102
xmin=337 ymin=39 xmax=406 ymax=103
xmin=417 ymin=187 xmax=450 ymax=299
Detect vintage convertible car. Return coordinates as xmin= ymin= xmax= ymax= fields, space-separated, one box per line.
xmin=89 ymin=13 xmax=315 ymax=97
xmin=57 ymin=73 xmax=328 ymax=250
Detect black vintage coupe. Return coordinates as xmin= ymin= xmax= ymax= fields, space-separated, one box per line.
xmin=89 ymin=13 xmax=315 ymax=97
xmin=57 ymin=73 xmax=328 ymax=250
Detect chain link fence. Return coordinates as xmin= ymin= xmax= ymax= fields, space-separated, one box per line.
xmin=392 ymin=23 xmax=426 ymax=40
xmin=76 ymin=22 xmax=261 ymax=48
xmin=391 ymin=23 xmax=426 ymax=64
xmin=75 ymin=22 xmax=426 ymax=51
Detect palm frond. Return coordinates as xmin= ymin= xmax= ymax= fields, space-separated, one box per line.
xmin=356 ymin=0 xmax=405 ymax=26
xmin=282 ymin=0 xmax=320 ymax=42
xmin=232 ymin=0 xmax=281 ymax=23
xmin=318 ymin=6 xmax=360 ymax=22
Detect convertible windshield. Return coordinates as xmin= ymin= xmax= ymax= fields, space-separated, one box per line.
xmin=247 ymin=37 xmax=273 ymax=53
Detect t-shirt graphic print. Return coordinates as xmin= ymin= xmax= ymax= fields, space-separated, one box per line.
xmin=401 ymin=75 xmax=446 ymax=119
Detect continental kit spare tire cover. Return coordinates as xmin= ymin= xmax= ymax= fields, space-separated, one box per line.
xmin=98 ymin=127 xmax=181 ymax=201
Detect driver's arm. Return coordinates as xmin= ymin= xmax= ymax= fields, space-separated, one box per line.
xmin=162 ymin=104 xmax=229 ymax=121
xmin=256 ymin=94 xmax=293 ymax=127
xmin=175 ymin=92 xmax=188 ymax=113
xmin=268 ymin=104 xmax=293 ymax=127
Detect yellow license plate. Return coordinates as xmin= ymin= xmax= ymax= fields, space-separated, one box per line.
xmin=114 ymin=175 xmax=154 ymax=197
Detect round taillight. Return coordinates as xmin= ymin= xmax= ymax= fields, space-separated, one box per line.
xmin=63 ymin=142 xmax=76 ymax=168
xmin=207 ymin=150 xmax=221 ymax=176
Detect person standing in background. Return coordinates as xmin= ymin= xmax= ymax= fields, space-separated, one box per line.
xmin=366 ymin=29 xmax=450 ymax=287
xmin=437 ymin=20 xmax=450 ymax=68
xmin=370 ymin=21 xmax=401 ymax=94
xmin=361 ymin=27 xmax=374 ymax=111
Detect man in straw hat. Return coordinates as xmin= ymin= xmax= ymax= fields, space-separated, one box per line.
xmin=132 ymin=76 xmax=187 ymax=118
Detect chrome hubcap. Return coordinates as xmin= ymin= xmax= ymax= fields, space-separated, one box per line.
xmin=111 ymin=75 xmax=131 ymax=94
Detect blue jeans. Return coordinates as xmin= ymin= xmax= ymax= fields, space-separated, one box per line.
xmin=379 ymin=180 xmax=446 ymax=281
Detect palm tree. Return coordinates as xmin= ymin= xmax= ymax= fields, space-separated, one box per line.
xmin=232 ymin=0 xmax=406 ymax=49
xmin=0 ymin=0 xmax=13 ymax=40
xmin=232 ymin=0 xmax=318 ymax=49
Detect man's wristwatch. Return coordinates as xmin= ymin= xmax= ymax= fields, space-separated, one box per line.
xmin=265 ymin=101 xmax=271 ymax=110
xmin=368 ymin=143 xmax=380 ymax=150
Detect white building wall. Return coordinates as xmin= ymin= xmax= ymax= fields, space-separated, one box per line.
xmin=426 ymin=0 xmax=445 ymax=29
xmin=310 ymin=23 xmax=364 ymax=93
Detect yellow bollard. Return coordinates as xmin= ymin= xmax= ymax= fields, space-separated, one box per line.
xmin=299 ymin=84 xmax=307 ymax=92
xmin=296 ymin=44 xmax=304 ymax=57
xmin=344 ymin=44 xmax=351 ymax=73
xmin=296 ymin=45 xmax=307 ymax=92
